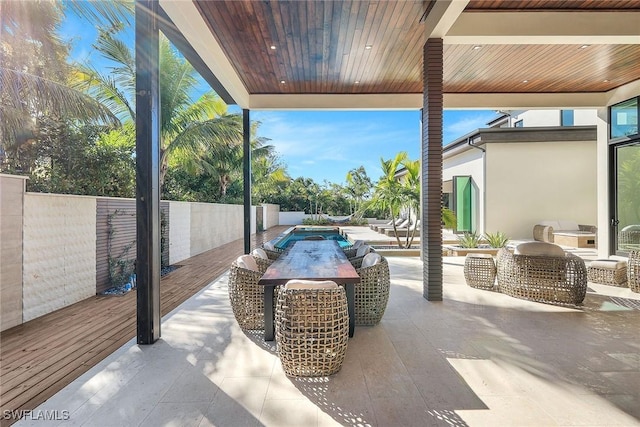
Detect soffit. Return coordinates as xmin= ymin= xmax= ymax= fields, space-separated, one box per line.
xmin=162 ymin=0 xmax=640 ymax=109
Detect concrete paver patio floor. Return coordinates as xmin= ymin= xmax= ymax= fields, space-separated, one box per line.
xmin=16 ymin=256 xmax=640 ymax=426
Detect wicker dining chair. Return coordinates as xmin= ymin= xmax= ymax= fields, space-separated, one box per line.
xmin=262 ymin=241 xmax=283 ymax=260
xmin=275 ymin=280 xmax=349 ymax=377
xmin=349 ymin=245 xmax=373 ymax=269
xmin=354 ymin=253 xmax=390 ymax=325
xmin=228 ymin=255 xmax=273 ymax=331
xmin=343 ymin=239 xmax=365 ymax=258
xmin=629 ymin=250 xmax=640 ymax=293
xmin=496 ymin=244 xmax=587 ymax=305
xmin=251 ymin=248 xmax=273 ymax=273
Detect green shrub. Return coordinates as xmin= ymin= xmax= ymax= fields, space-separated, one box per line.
xmin=484 ymin=231 xmax=509 ymax=248
xmin=458 ymin=232 xmax=481 ymax=248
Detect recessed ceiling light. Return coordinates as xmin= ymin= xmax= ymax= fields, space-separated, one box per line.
xmin=522 ymin=80 xmax=529 ymax=83
xmin=355 ymin=80 xmax=360 ymax=84
xmin=580 ymin=44 xmax=590 ymax=49
xmin=603 ymin=79 xmax=610 ymax=82
xmin=473 ymin=45 xmax=482 ymax=50
xmin=365 ymin=45 xmax=372 ymax=50
xmin=270 ymin=45 xmax=277 ymax=50
xmin=280 ymin=80 xmax=286 ymax=84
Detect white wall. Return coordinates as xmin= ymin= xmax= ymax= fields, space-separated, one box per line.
xmin=485 ymin=140 xmax=597 ymax=240
xmin=189 ymin=202 xmax=244 ymax=256
xmin=168 ymin=201 xmax=191 ymax=265
xmin=23 ymin=193 xmax=96 ymax=321
xmin=263 ymin=203 xmax=280 ymax=229
xmin=279 ymin=211 xmax=307 ymax=225
xmin=511 ymin=109 xmax=597 ymax=127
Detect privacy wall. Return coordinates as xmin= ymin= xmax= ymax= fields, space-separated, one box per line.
xmin=0 ymin=175 xmax=279 ymax=331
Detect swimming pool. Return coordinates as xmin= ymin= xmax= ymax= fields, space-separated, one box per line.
xmin=273 ymin=227 xmax=351 ymax=250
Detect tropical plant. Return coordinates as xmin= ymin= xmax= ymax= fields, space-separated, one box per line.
xmin=367 ymin=152 xmax=409 ymax=246
xmin=484 ymin=231 xmax=509 ymax=248
xmin=345 ymin=166 xmax=372 ymax=217
xmin=442 ymin=207 xmax=456 ymax=229
xmin=458 ymin=232 xmax=481 ymax=248
xmin=73 ymin=29 xmax=242 ymax=187
xmin=0 ymin=0 xmax=122 ymax=172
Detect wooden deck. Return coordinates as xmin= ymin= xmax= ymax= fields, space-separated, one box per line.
xmin=0 ymin=226 xmax=288 ymax=426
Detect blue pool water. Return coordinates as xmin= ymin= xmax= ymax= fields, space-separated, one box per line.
xmin=274 ymin=228 xmax=351 ymax=250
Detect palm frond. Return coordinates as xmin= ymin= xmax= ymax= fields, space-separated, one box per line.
xmin=0 ymin=67 xmax=120 ymax=142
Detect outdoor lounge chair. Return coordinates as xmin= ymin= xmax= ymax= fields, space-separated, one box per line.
xmin=385 ymin=220 xmax=420 ymax=237
xmin=496 ymin=242 xmax=587 ymax=305
xmin=370 ymin=219 xmax=393 ymax=230
xmin=228 ymin=255 xmax=275 ymax=330
xmin=354 ymin=253 xmax=390 ymax=325
xmin=377 ymin=218 xmax=409 ymax=234
xmin=372 ymin=218 xmax=403 ymax=232
xmin=343 ymin=239 xmax=365 ymax=258
xmin=275 ymin=280 xmax=349 ymax=377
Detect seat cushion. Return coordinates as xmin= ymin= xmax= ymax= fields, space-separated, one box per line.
xmin=236 ymin=254 xmax=260 ymax=271
xmin=514 ymin=242 xmax=565 ymax=257
xmin=539 ymin=220 xmax=561 ymax=229
xmin=251 ymin=248 xmax=269 ymax=259
xmin=263 ymin=241 xmax=276 ymax=251
xmin=284 ymin=280 xmax=339 ymax=290
xmin=589 ymin=259 xmax=627 ymax=270
xmin=361 ymin=253 xmax=382 ymax=268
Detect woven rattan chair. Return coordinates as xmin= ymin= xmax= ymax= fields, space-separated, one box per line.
xmin=349 ymin=245 xmax=373 ymax=269
xmin=262 ymin=241 xmax=283 ymax=260
xmin=275 ymin=280 xmax=349 ymax=377
xmin=228 ymin=255 xmax=274 ymax=331
xmin=251 ymin=248 xmax=273 ymax=273
xmin=355 ymin=253 xmax=390 ymax=325
xmin=496 ymin=246 xmax=587 ymax=305
xmin=629 ymin=250 xmax=640 ymax=293
xmin=342 ymin=239 xmax=365 ymax=258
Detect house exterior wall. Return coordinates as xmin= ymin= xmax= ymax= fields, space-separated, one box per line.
xmin=22 ymin=193 xmax=97 ymax=322
xmin=485 ymin=140 xmax=597 ymax=240
xmin=0 ymin=174 xmax=27 ymax=331
xmin=508 ymin=109 xmax=597 ymax=128
xmin=442 ymin=149 xmax=485 ymax=233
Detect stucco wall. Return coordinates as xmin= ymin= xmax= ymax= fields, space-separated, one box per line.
xmin=169 ymin=201 xmax=191 ymax=264
xmin=0 ymin=174 xmax=28 ymax=331
xmin=263 ymin=204 xmax=280 ymax=229
xmin=485 ymin=140 xmax=597 ymax=240
xmin=189 ymin=202 xmax=244 ymax=256
xmin=23 ymin=193 xmax=97 ymax=322
xmin=279 ymin=211 xmax=307 ymax=225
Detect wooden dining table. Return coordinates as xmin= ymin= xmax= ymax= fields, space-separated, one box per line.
xmin=258 ymin=239 xmax=361 ymax=341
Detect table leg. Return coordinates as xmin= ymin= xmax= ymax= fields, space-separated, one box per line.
xmin=346 ymin=283 xmax=355 ymax=337
xmin=264 ymin=286 xmax=274 ymax=341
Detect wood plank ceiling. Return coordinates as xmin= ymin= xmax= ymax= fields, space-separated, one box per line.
xmin=193 ymin=0 xmax=640 ymax=96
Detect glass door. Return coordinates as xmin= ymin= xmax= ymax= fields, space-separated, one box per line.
xmin=613 ymin=141 xmax=640 ymax=254
xmin=453 ymin=175 xmax=474 ymax=233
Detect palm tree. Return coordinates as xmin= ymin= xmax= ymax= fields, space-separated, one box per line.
xmin=73 ymin=29 xmax=242 ymax=186
xmin=0 ymin=1 xmax=121 ymax=170
xmin=369 ymin=152 xmax=409 ymax=247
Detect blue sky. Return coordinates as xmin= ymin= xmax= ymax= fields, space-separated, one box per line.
xmin=61 ymin=12 xmax=498 ymax=186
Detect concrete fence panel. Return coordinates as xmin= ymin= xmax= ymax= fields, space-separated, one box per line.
xmin=23 ymin=193 xmax=96 ymax=321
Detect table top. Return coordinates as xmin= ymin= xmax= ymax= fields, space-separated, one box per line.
xmin=258 ymin=240 xmax=361 ymax=285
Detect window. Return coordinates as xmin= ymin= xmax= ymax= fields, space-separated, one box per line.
xmin=610 ymin=98 xmax=639 ymax=139
xmin=514 ymin=120 xmax=523 ymax=128
xmin=561 ymin=110 xmax=574 ymax=126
